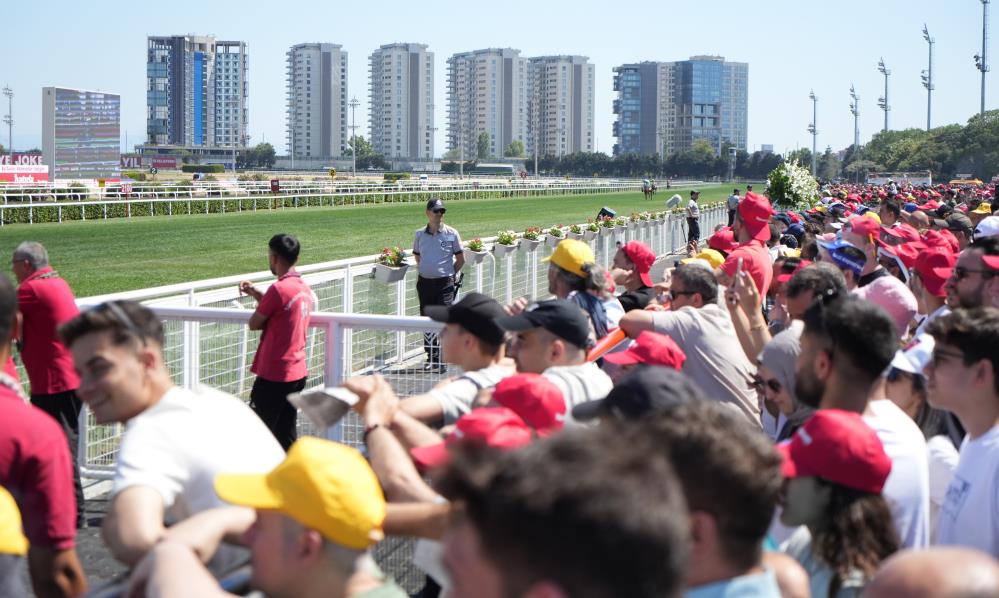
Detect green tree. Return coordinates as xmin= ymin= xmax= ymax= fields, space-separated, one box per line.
xmin=346 ymin=136 xmax=375 ymax=158
xmin=844 ymin=159 xmax=882 ymax=183
xmin=504 ymin=140 xmax=525 ymax=157
xmin=818 ymin=146 xmax=841 ymax=180
xmin=477 ymin=132 xmax=492 ymax=160
xmin=442 ymin=147 xmax=462 ymax=160
xmin=254 ymin=143 xmax=276 ymax=168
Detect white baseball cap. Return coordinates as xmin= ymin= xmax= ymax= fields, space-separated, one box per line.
xmin=889 ymin=334 xmax=935 ymax=376
xmin=974 ymin=215 xmax=999 ymax=241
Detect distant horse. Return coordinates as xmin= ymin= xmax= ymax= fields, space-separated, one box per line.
xmin=643 ymin=181 xmax=657 ymax=200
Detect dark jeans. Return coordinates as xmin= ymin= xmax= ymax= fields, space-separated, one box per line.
xmin=687 ymin=217 xmax=701 ymax=243
xmin=250 ymin=376 xmax=306 ymax=452
xmin=32 ymin=390 xmax=85 ymax=528
xmin=728 ymin=209 xmax=736 ymax=227
xmin=416 ymin=275 xmax=455 ymax=364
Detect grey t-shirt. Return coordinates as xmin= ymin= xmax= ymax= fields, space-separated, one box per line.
xmin=431 ymin=364 xmax=514 ymax=425
xmin=413 ymin=224 xmax=463 ymax=278
xmin=727 ymin=193 xmax=741 ymax=210
xmin=651 ymin=304 xmax=761 ymax=427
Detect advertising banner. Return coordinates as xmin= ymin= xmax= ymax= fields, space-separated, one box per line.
xmin=0 ymin=165 xmax=50 ymax=183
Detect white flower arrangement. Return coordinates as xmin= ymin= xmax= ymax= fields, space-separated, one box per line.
xmin=767 ymin=159 xmax=819 ymax=210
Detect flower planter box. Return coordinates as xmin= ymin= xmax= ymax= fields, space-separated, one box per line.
xmin=520 ymin=238 xmax=543 ymax=252
xmin=465 ymin=250 xmax=488 ymax=265
xmin=372 ymin=263 xmax=409 ymax=284
xmin=566 ymin=231 xmax=584 ymax=240
xmin=493 ymin=242 xmax=519 ymax=257
xmin=598 ymin=226 xmax=617 ymax=237
xmin=582 ymin=230 xmax=599 ymax=241
xmin=545 ymin=235 xmax=565 ymax=248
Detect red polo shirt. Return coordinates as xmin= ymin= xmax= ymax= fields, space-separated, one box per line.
xmin=0 ymin=385 xmax=76 ymax=549
xmin=250 ymin=272 xmax=312 ymax=382
xmin=17 ymin=267 xmax=80 ymax=395
xmin=720 ymin=240 xmax=773 ymax=296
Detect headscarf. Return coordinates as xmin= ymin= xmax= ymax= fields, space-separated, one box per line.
xmin=757 ymin=321 xmax=813 ymax=441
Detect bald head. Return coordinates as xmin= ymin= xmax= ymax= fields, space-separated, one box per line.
xmin=866 ymin=547 xmax=999 ymax=598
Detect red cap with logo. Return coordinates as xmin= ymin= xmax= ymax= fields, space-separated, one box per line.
xmin=880 ymin=223 xmax=921 ymax=244
xmin=409 ymin=407 xmax=533 ymax=471
xmin=777 ymin=409 xmax=892 ymax=494
xmin=880 ymin=242 xmax=923 ymax=269
xmin=619 ymin=241 xmax=656 ymax=287
xmin=492 ymin=373 xmax=566 ymax=436
xmin=708 ymin=227 xmax=738 ymax=253
xmin=914 ymin=246 xmax=956 ymax=297
xmin=737 ymin=192 xmax=774 ymax=241
xmin=922 ymin=229 xmax=959 ymax=253
xmin=848 ymin=216 xmax=881 ymax=243
xmin=603 ymin=330 xmax=686 ymax=370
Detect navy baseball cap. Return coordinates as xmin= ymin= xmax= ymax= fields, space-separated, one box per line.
xmin=496 ymin=299 xmax=592 ymax=350
xmin=572 ymin=367 xmax=706 ymax=421
xmin=424 ymin=293 xmax=506 ymax=346
xmin=426 ymin=198 xmax=445 ymax=211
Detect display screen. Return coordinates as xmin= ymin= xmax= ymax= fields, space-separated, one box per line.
xmin=53 ymin=88 xmax=121 ymax=179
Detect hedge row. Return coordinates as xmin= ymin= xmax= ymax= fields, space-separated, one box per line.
xmin=181 ymin=164 xmax=226 ymax=173
xmin=0 ymin=186 xmax=623 ymax=225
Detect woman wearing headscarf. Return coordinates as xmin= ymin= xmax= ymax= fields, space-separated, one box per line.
xmin=757 ymin=322 xmax=814 ymax=442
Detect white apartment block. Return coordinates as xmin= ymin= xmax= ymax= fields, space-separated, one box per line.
xmin=213 ymin=41 xmax=248 ymax=149
xmin=447 ymin=48 xmax=528 ymax=159
xmin=286 ymin=43 xmax=348 ymax=159
xmin=368 ymin=43 xmax=434 ymax=160
xmin=528 ymin=55 xmax=595 ymax=157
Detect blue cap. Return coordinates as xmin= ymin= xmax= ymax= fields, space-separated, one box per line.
xmin=817 ymin=239 xmax=865 ymax=277
xmin=903 ymin=202 xmax=919 ymax=213
xmin=786 ymin=223 xmax=805 ymax=239
xmin=774 ymin=213 xmax=792 ymax=227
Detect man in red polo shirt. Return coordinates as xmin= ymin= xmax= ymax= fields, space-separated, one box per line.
xmin=0 ymin=272 xmax=87 ymax=598
xmin=11 ymin=241 xmax=85 ymax=528
xmin=239 ymin=234 xmax=312 ymax=451
xmin=718 ymin=192 xmax=775 ymax=295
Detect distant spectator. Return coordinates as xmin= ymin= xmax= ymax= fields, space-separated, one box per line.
xmin=0 ymin=273 xmax=86 ymax=598
xmin=611 ymin=241 xmax=657 ymax=312
xmin=399 ymin=293 xmax=513 ymax=425
xmin=779 ymin=410 xmax=900 ymax=597
xmin=910 ymin=246 xmax=955 ymax=338
xmin=543 ymin=239 xmax=621 ymax=339
xmin=12 ymin=241 xmax=85 ymax=527
xmin=238 ymin=233 xmax=313 ymax=450
xmin=926 ymin=308 xmax=999 ymax=557
xmin=437 ymin=425 xmax=690 ymax=598
xmin=60 ymin=301 xmax=284 ymax=567
xmin=496 ymin=300 xmax=612 ymax=415
xmin=687 ymin=189 xmax=702 ymax=254
xmin=717 ymin=191 xmax=776 ymax=295
xmin=129 ymin=438 xmax=407 ymax=597
xmin=621 ymin=264 xmax=761 ymax=426
xmin=866 ymin=547 xmax=999 ymax=598
xmin=944 ymin=236 xmax=999 ymax=309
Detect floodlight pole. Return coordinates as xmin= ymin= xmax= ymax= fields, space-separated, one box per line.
xmin=349 ymin=97 xmax=359 ymax=177
xmin=808 ymin=90 xmax=817 ymax=177
xmin=849 ymin=85 xmax=860 ymax=152
xmin=922 ymin=24 xmax=935 ymax=130
xmin=977 ymin=0 xmax=991 ymax=116
xmin=2 ymin=86 xmax=13 ymax=156
xmin=878 ymin=58 xmax=891 ymax=132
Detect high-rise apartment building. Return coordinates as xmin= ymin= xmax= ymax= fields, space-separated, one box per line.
xmin=42 ymin=87 xmax=120 ymax=179
xmin=613 ymin=56 xmax=747 ymax=156
xmin=527 ymin=56 xmax=595 ymax=157
xmin=286 ymin=43 xmax=348 ymax=159
xmin=447 ymin=48 xmax=528 ymax=159
xmin=368 ymin=43 xmax=434 ymax=160
xmin=146 ymin=35 xmax=248 ymax=149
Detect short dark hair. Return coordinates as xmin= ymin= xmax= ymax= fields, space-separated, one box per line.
xmin=637 ymin=403 xmax=782 ymax=572
xmin=926 ymin=307 xmax=999 ymax=396
xmin=969 ymin=235 xmax=999 ymax=256
xmin=801 ymin=294 xmax=897 ymax=381
xmin=673 ymin=264 xmax=718 ymax=304
xmin=439 ymin=426 xmax=690 ymax=598
xmin=0 ymin=274 xmax=15 ymax=346
xmin=881 ymin=200 xmax=901 ymax=219
xmin=786 ymin=262 xmax=847 ymax=300
xmin=268 ymin=233 xmax=301 ymax=264
xmin=60 ymin=300 xmax=165 ymax=349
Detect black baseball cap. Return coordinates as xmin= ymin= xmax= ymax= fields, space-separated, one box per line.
xmin=426 ymin=198 xmax=445 ymax=211
xmin=424 ymin=292 xmax=505 ymax=346
xmin=572 ymin=367 xmax=705 ymax=421
xmin=690 ymin=189 xmax=700 ymax=196
xmin=496 ymin=299 xmax=591 ymax=349
xmin=946 ymin=213 xmax=974 ymax=235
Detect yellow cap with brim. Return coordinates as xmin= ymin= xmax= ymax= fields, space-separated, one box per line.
xmin=214 ymin=437 xmax=386 ymax=550
xmin=682 ymin=248 xmax=725 ymax=269
xmin=973 ymin=203 xmax=992 ymax=215
xmin=542 ymin=239 xmax=595 ymax=278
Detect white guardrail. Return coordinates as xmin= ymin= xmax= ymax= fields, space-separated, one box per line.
xmin=70 ymin=205 xmax=727 ymax=480
xmin=0 ymin=178 xmax=701 ymax=225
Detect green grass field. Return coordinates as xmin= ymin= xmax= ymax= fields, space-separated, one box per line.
xmin=0 ymin=184 xmax=733 ymax=297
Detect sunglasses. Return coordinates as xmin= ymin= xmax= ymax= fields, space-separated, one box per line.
xmin=94 ymin=301 xmax=147 ymax=345
xmin=953 ymin=266 xmax=996 ymax=281
xmin=431 ymin=208 xmax=446 ymax=215
xmin=665 ymin=290 xmax=697 ymax=301
xmin=751 ymin=375 xmax=782 ymax=394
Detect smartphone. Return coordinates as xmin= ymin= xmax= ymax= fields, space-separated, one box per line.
xmin=288 ymin=386 xmax=359 ymax=428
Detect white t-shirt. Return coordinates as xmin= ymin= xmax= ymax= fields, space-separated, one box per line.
xmin=543 ymin=362 xmax=613 ymax=423
xmin=926 ymin=434 xmax=960 ymax=543
xmin=863 ymin=399 xmax=931 ymax=549
xmin=112 ymin=385 xmax=285 ymax=523
xmin=651 ymin=304 xmax=762 ymax=427
xmin=430 ymin=364 xmax=514 ymax=425
xmin=937 ymin=424 xmax=999 ymax=557
xmin=687 ymin=199 xmax=700 ymax=219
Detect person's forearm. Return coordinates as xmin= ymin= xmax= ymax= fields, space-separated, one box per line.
xmin=145 ymin=542 xmax=232 ymax=598
xmin=384 ymin=502 xmax=450 ymax=540
xmin=365 ymin=426 xmax=438 ymax=503
xmin=398 ymin=393 xmax=445 ymax=425
xmin=727 ymin=303 xmax=757 ymax=363
xmin=744 ymin=309 xmax=773 ymax=361
xmin=391 ymin=410 xmax=446 ymax=450
xmin=103 ymin=513 xmax=164 ymax=566
xmin=160 ymin=507 xmax=255 ymax=564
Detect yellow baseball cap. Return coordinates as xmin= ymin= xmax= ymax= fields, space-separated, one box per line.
xmin=862 ymin=212 xmax=882 ymax=225
xmin=0 ymin=487 xmax=28 ymax=556
xmin=542 ymin=239 xmax=594 ymax=278
xmin=214 ymin=437 xmax=385 ymax=549
xmin=973 ymin=202 xmax=992 ymax=215
xmin=682 ymin=248 xmax=725 ymax=269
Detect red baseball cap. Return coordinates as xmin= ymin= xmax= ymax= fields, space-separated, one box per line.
xmin=880 ymin=242 xmax=923 ymax=269
xmin=913 ymin=246 xmax=956 ymax=297
xmin=603 ymin=330 xmax=686 ymax=370
xmin=777 ymin=410 xmax=892 ymax=494
xmin=922 ymin=229 xmax=959 ymax=253
xmin=492 ymin=373 xmax=566 ymax=436
xmin=618 ymin=241 xmax=655 ymax=287
xmin=984 ymin=254 xmax=999 ymax=271
xmin=847 ymin=216 xmax=881 ymax=243
xmin=708 ymin=227 xmax=738 ymax=253
xmin=409 ymin=407 xmax=533 ymax=472
xmin=880 ymin=223 xmax=920 ymax=244
xmin=738 ymin=192 xmax=774 ymax=241
xmin=918 ymin=199 xmax=941 ymax=211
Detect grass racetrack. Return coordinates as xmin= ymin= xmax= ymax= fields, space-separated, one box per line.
xmin=0 ymin=184 xmax=734 ymax=297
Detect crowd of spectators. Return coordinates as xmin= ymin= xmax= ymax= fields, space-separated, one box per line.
xmin=2 ymin=180 xmax=999 ymax=597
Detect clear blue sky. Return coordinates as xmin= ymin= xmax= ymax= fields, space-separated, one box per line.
xmin=3 ymin=0 xmax=996 ymax=158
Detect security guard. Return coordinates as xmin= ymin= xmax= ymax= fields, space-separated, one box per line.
xmin=413 ymin=198 xmax=464 ymax=371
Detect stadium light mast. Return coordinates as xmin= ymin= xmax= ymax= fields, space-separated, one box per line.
xmin=349 ymin=97 xmax=359 ymax=178
xmin=849 ymin=85 xmax=860 ymax=152
xmin=878 ymin=58 xmax=891 ymax=132
xmin=2 ymin=86 xmax=12 ymax=156
xmin=807 ymin=90 xmax=818 ymax=177
xmin=922 ymin=24 xmax=935 ymax=129
xmin=976 ymin=0 xmax=991 ymax=116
